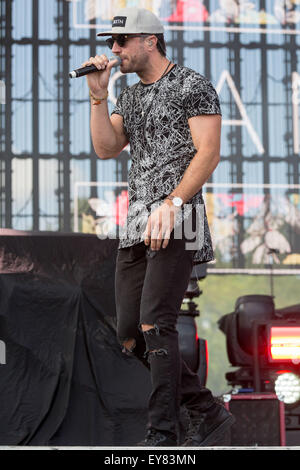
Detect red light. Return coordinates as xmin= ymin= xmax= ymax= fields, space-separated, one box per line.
xmin=270 ymin=327 xmax=300 ymax=361
xmin=205 ymin=340 xmax=209 ymax=383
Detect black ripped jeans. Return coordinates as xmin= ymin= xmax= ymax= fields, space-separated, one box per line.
xmin=115 ymin=232 xmax=215 ymax=441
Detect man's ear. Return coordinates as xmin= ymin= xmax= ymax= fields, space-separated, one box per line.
xmin=146 ymin=35 xmax=157 ymax=49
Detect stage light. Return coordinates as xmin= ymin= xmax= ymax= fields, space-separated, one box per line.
xmin=275 ymin=372 xmax=300 ymax=404
xmin=269 ymin=326 xmax=300 ymax=362
xmin=177 ymin=263 xmax=208 ymax=385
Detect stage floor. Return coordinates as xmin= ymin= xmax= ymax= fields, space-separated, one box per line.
xmin=0 ymin=446 xmax=299 ymax=450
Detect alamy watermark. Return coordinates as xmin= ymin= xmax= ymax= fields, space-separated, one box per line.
xmin=95 ymin=202 xmax=205 ymax=251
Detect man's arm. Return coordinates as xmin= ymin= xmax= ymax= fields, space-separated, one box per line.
xmin=167 ymin=113 xmax=221 ymax=202
xmin=90 ymin=102 xmax=129 ymax=160
xmin=143 ymin=113 xmax=221 ymax=250
xmin=80 ymin=54 xmax=129 ymax=159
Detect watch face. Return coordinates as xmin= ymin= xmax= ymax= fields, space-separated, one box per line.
xmin=173 ymin=197 xmax=183 ymax=207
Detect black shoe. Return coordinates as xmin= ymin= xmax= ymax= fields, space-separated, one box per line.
xmin=137 ymin=429 xmax=177 ymax=447
xmin=182 ymin=401 xmax=235 ymax=447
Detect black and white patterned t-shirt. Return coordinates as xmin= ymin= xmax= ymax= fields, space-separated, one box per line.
xmin=112 ymin=64 xmax=221 ymax=264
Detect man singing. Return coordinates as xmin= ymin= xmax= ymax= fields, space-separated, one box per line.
xmin=81 ymin=7 xmax=234 ymax=446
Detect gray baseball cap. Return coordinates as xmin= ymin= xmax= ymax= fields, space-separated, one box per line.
xmin=97 ymin=7 xmax=164 ymax=37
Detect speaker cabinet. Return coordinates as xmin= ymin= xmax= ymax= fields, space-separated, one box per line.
xmin=223 ymin=393 xmax=286 ymax=446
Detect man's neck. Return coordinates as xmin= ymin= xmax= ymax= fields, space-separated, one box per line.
xmin=138 ymin=57 xmax=172 ymax=85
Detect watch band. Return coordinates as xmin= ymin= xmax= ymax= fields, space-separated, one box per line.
xmin=165 ymin=195 xmax=183 ymax=207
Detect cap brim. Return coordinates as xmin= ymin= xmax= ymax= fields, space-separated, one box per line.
xmin=97 ymin=30 xmax=115 ymax=36
xmin=97 ymin=27 xmax=164 ymax=37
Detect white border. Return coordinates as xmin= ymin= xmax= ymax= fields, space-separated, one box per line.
xmin=205 ymin=183 xmax=300 ymax=189
xmin=70 ymin=0 xmax=300 ymax=36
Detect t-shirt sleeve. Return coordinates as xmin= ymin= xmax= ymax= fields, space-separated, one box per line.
xmin=184 ymin=75 xmax=221 ymax=119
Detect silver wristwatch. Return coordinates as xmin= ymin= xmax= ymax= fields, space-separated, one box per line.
xmin=166 ymin=195 xmax=183 ymax=208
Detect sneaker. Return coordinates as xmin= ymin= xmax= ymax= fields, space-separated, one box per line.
xmin=137 ymin=429 xmax=177 ymax=447
xmin=182 ymin=401 xmax=235 ymax=446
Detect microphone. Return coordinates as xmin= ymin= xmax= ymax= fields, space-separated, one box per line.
xmin=69 ymin=56 xmax=121 ymax=79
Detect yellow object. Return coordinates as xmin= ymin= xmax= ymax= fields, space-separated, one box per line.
xmin=283 ymin=254 xmax=300 ymax=265
xmin=82 ymin=213 xmax=96 ymax=234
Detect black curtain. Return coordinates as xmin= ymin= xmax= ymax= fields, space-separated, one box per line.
xmin=0 ymin=230 xmax=151 ymax=446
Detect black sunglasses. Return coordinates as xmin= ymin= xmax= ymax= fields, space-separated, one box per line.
xmin=105 ymin=34 xmax=149 ymax=49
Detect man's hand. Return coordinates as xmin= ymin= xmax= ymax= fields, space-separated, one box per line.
xmin=143 ymin=201 xmax=180 ymax=251
xmin=82 ymin=54 xmax=119 ymax=98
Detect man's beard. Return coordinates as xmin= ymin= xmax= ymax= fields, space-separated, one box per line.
xmin=120 ymin=53 xmax=148 ymax=74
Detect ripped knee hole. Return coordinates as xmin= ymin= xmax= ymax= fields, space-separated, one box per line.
xmin=122 ymin=338 xmax=136 ymax=354
xmin=141 ymin=324 xmax=155 ymax=332
xmin=140 ymin=323 xmax=160 ymax=335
